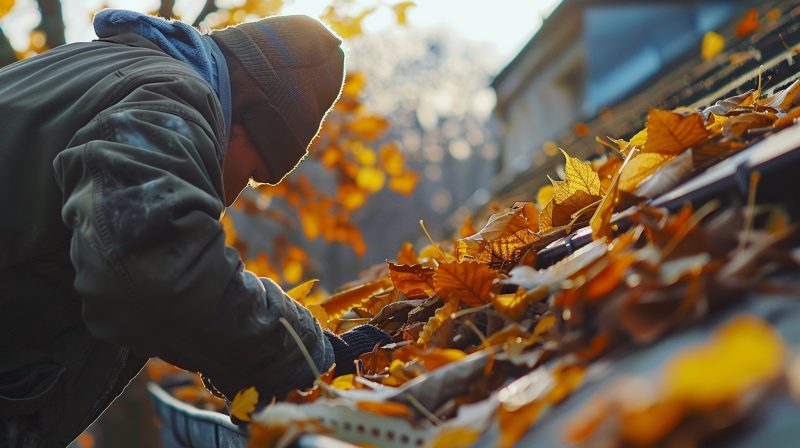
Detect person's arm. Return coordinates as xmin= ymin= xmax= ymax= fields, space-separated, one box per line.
xmin=53 ymin=75 xmax=332 ymax=399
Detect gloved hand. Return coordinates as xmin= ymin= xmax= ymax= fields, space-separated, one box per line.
xmin=324 ymin=325 xmax=392 ymax=375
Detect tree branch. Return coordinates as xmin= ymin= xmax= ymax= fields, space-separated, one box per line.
xmin=192 ymin=0 xmax=218 ymax=28
xmin=34 ymin=0 xmax=65 ymax=48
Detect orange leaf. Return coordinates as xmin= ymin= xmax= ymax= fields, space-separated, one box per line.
xmin=356 ymin=400 xmax=413 ymax=417
xmin=415 ymin=348 xmax=466 ymax=371
xmin=347 ymin=114 xmax=389 ymax=140
xmin=321 ymin=278 xmax=393 ymax=321
xmin=396 ymin=242 xmax=420 ymax=265
xmin=337 ymin=183 xmax=367 ymax=210
xmin=286 ymin=279 xmax=319 ymax=304
xmin=735 ymin=9 xmax=760 ymax=39
xmin=388 ymin=170 xmax=418 ymax=195
xmin=644 ymin=109 xmax=710 ymax=154
xmin=379 ymin=142 xmax=405 ymax=175
xmin=434 ymin=261 xmax=497 ymax=307
xmin=230 ymin=387 xmax=259 ymax=422
xmin=387 ymin=262 xmax=436 ymax=298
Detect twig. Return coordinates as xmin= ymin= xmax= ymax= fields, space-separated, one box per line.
xmin=404 ymin=393 xmax=443 ymax=426
xmin=278 ymin=317 xmax=321 ymax=380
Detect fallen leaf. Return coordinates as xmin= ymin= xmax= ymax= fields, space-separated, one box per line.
xmin=701 ymin=31 xmax=725 ymax=61
xmin=356 ymin=400 xmax=413 ymax=417
xmin=231 ymin=387 xmax=259 ymax=423
xmin=561 ymin=149 xmax=601 ymax=196
xmin=664 ymin=315 xmax=785 ymax=410
xmin=434 ymin=261 xmax=498 ymax=307
xmin=722 ymin=112 xmax=776 ymax=138
xmin=388 ymin=262 xmax=436 ymax=299
xmin=619 ymin=152 xmax=675 ymax=192
xmin=322 ymin=278 xmax=393 ymax=321
xmin=417 ymin=300 xmax=459 ymax=345
xmin=644 ymin=109 xmax=710 ymax=154
xmin=457 ymin=203 xmax=539 ymax=265
xmin=396 ymin=242 xmax=420 ymax=265
xmin=428 ymin=427 xmax=481 ymax=448
xmin=735 ymin=9 xmax=760 ymax=39
xmin=286 ymin=279 xmax=319 ymax=304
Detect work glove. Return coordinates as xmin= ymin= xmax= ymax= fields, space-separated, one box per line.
xmin=324 ymin=325 xmax=392 ymax=376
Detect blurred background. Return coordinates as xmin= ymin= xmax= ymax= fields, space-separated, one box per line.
xmin=0 ymin=0 xmax=780 ymax=446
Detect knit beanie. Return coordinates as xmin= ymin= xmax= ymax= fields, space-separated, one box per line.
xmin=210 ymin=15 xmax=345 ymax=184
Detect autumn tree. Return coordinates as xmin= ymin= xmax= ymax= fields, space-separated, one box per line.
xmin=0 ymin=0 xmax=419 ymax=290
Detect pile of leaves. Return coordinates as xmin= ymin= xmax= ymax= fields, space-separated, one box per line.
xmin=218 ymin=77 xmax=800 ymax=448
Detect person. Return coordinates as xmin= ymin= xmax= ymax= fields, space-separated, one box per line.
xmin=0 ymin=9 xmax=390 ymax=447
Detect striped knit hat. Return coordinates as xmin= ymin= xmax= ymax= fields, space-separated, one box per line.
xmin=211 ymin=16 xmax=345 ymax=184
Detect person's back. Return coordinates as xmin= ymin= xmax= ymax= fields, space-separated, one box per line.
xmin=0 ymin=32 xmax=230 ymax=446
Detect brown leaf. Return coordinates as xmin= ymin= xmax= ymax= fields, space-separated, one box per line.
xmin=644 ymin=109 xmax=710 ymax=154
xmin=721 ymin=111 xmax=777 ymax=138
xmin=457 ymin=203 xmax=539 ymax=265
xmin=434 ymin=262 xmax=498 ymax=307
xmin=387 ymin=262 xmax=436 ymax=299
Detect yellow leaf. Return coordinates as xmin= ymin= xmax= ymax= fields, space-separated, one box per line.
xmin=434 ymin=262 xmax=497 ymax=307
xmin=644 ymin=109 xmax=710 ymax=154
xmin=342 ymin=71 xmax=366 ymax=98
xmin=664 ymin=315 xmax=785 ymax=410
xmin=230 ymin=387 xmax=259 ymax=422
xmin=492 ymin=289 xmax=528 ymax=320
xmin=619 ymin=152 xmax=675 ymax=192
xmin=356 ymin=166 xmax=386 ymax=193
xmin=701 ymin=31 xmax=725 ymax=61
xmin=428 ymin=427 xmax=480 ymax=448
xmin=536 ymin=184 xmax=554 ymax=209
xmin=282 ymin=261 xmax=303 ymax=285
xmin=392 ymin=1 xmax=415 ymax=26
xmin=331 ymin=374 xmax=355 ymax=390
xmin=286 ymin=279 xmax=319 ymax=304
xmin=0 ymin=0 xmax=15 ymax=19
xmin=561 ymin=149 xmax=601 ymax=196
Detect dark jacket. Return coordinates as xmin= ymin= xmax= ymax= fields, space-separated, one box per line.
xmin=0 ymin=33 xmax=332 ymax=446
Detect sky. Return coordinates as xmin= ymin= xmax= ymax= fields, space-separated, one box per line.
xmin=2 ymin=0 xmax=563 ymax=69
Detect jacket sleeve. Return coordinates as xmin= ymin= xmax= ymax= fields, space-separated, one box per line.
xmin=52 ymin=76 xmax=333 ymax=400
